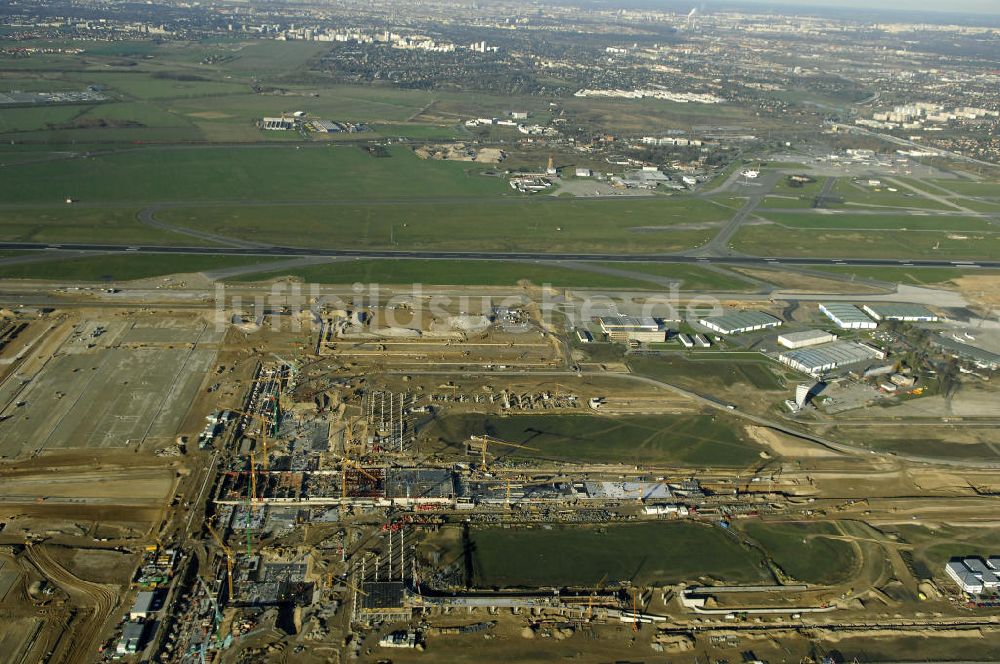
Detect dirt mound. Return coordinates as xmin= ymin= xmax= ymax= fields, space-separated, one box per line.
xmin=745 ymin=425 xmax=839 ymax=458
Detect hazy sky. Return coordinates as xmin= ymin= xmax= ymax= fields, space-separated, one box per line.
xmin=736 ymin=0 xmax=1000 ymax=14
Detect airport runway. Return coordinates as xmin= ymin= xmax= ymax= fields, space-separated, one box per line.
xmin=3 ymin=241 xmax=998 ymax=269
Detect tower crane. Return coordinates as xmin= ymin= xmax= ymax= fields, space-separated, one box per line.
xmin=228 ymin=408 xmax=274 ymax=471
xmin=587 ymin=573 xmax=609 ymax=620
xmin=205 ymin=521 xmax=235 ymax=600
xmin=468 ymin=435 xmax=539 ymax=472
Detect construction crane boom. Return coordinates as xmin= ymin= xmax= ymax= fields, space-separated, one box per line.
xmin=205 ymin=521 xmax=235 ymax=600
xmin=469 ymin=435 xmax=539 ymax=472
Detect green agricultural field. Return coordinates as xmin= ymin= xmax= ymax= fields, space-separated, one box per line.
xmin=759 ymin=211 xmax=992 ymax=232
xmin=470 ymin=522 xmax=772 ymax=588
xmin=0 ymin=254 xmax=283 ymax=281
xmin=741 ymin=521 xmax=858 ymax=585
xmin=228 ymin=259 xmax=667 ymax=289
xmin=0 ymin=207 xmax=197 ymax=245
xmin=420 ymin=412 xmax=765 ymax=467
xmin=161 ymin=197 xmax=722 ymax=253
xmin=627 ymin=354 xmax=786 ymax=392
xmin=732 ymin=224 xmax=1000 ymax=260
xmin=0 ymin=145 xmax=507 ymax=204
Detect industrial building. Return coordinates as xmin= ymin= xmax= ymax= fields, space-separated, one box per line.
xmin=129 ymin=591 xmax=158 ymax=620
xmin=946 ymin=557 xmax=1000 ymax=595
xmin=699 ymin=311 xmax=782 ymax=335
xmin=261 ymin=117 xmax=295 ymax=130
xmin=116 ymin=621 xmax=147 ymax=656
xmin=819 ymin=303 xmax=877 ymax=330
xmin=861 ymin=304 xmax=939 ymax=322
xmin=778 ymin=330 xmax=838 ymax=349
xmin=778 ymin=341 xmax=885 ymax=376
xmin=580 ymin=480 xmax=672 ymax=501
xmin=597 ymin=315 xmax=665 ymax=343
xmin=933 ymin=334 xmax=1000 ymax=370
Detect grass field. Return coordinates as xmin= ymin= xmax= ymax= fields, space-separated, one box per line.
xmin=761 ymin=195 xmax=816 ymax=209
xmin=227 ymin=258 xmax=675 ymax=289
xmin=833 ymin=179 xmax=952 ymax=210
xmin=741 ymin=521 xmax=857 ymax=585
xmin=903 ymin=179 xmax=999 ymax=198
xmin=470 ymin=522 xmax=771 ymax=587
xmin=0 ymin=254 xmax=283 ymax=281
xmin=732 ymin=224 xmax=1000 ymax=260
xmin=886 ymin=523 xmax=1000 ymax=582
xmin=0 ymin=207 xmax=197 ymax=245
xmin=760 ymin=211 xmax=992 ymax=232
xmin=810 ymin=266 xmax=1000 ymax=286
xmin=627 ymin=354 xmax=786 ymax=392
xmin=159 ymin=197 xmax=724 ymax=252
xmin=0 ymin=105 xmax=98 ymax=134
xmin=595 ymin=262 xmax=755 ymax=291
xmin=421 ymin=412 xmax=765 ymax=467
xmin=0 ymin=145 xmax=506 ymax=204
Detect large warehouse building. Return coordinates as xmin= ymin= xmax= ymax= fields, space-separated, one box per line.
xmin=862 ymin=304 xmax=939 ymax=322
xmin=778 ymin=341 xmax=885 ymax=376
xmin=597 ymin=315 xmax=665 ymax=343
xmin=819 ymin=303 xmax=877 ymax=330
xmin=946 ymin=557 xmax=1000 ymax=595
xmin=699 ymin=311 xmax=782 ymax=335
xmin=778 ymin=330 xmax=838 ymax=349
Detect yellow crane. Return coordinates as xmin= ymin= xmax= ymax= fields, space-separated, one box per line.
xmin=632 ymin=587 xmax=640 ymax=632
xmin=206 ymin=521 xmax=235 ymax=599
xmin=468 ymin=435 xmax=539 ymax=472
xmin=228 ymin=408 xmax=274 ymax=471
xmin=587 ymin=573 xmax=608 ymax=620
xmin=249 ymin=451 xmax=258 ymax=510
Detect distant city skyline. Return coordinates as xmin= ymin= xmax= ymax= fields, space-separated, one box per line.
xmin=726 ymin=0 xmax=1000 ymax=15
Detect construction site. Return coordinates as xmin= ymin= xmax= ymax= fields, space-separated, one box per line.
xmin=0 ymin=279 xmax=998 ymax=664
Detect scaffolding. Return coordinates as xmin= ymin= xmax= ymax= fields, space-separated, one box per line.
xmin=364 ymin=390 xmax=415 ymax=453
